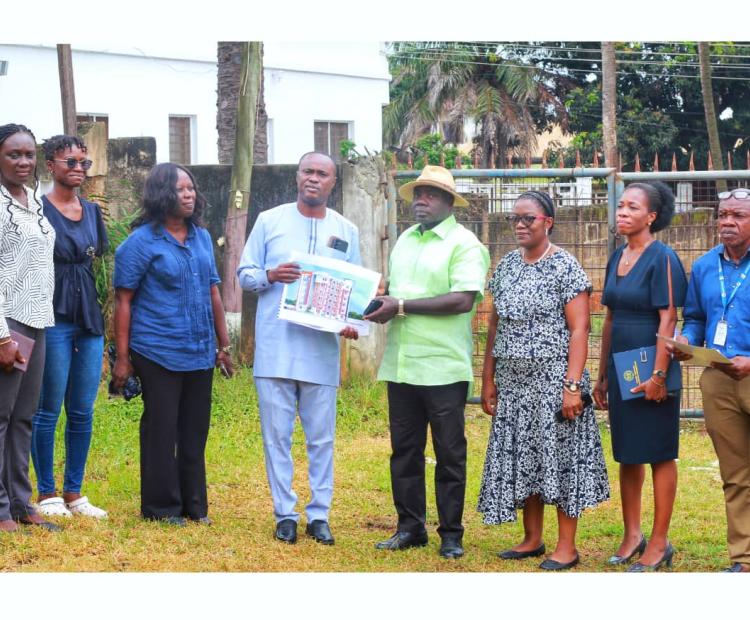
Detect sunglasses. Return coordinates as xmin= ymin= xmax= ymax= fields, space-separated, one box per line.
xmin=52 ymin=158 xmax=93 ymax=171
xmin=504 ymin=214 xmax=548 ymax=227
xmin=718 ymin=188 xmax=750 ymax=201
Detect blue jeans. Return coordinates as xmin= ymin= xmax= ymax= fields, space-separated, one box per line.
xmin=31 ymin=320 xmax=104 ymax=495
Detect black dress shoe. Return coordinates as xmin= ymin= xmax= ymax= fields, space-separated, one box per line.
xmin=275 ymin=518 xmax=298 ymax=544
xmin=163 ymin=516 xmax=187 ymax=527
xmin=722 ymin=562 xmax=749 ymax=573
xmin=539 ymin=554 xmax=580 ymax=571
xmin=498 ymin=543 xmax=546 ymax=560
xmin=627 ymin=543 xmax=675 ymax=572
xmin=439 ymin=537 xmax=464 ymax=559
xmin=608 ymin=535 xmax=647 ymax=565
xmin=191 ymin=516 xmax=211 ymax=525
xmin=17 ymin=516 xmax=62 ymax=533
xmin=306 ymin=520 xmax=334 ymax=545
xmin=375 ymin=530 xmax=428 ymax=551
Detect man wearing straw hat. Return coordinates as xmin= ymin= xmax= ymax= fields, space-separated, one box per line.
xmin=366 ymin=165 xmax=489 ymax=559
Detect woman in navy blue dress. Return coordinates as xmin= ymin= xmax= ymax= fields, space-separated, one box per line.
xmin=32 ymin=135 xmax=109 ymax=520
xmin=594 ymin=181 xmax=687 ymax=571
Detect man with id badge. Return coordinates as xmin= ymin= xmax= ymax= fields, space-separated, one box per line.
xmin=236 ymin=152 xmax=361 ymax=546
xmin=673 ymin=188 xmax=750 ymax=572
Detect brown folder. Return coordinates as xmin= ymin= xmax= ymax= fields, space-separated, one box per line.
xmin=10 ymin=329 xmax=35 ymax=373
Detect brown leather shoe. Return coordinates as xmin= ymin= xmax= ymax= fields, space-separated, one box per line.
xmin=0 ymin=519 xmax=20 ymax=533
xmin=17 ymin=513 xmax=63 ymax=532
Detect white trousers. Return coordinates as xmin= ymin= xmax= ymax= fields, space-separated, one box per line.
xmin=254 ymin=377 xmax=337 ymax=523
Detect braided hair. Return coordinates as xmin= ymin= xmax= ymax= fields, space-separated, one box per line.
xmin=516 ymin=190 xmax=556 ymax=230
xmin=0 ymin=123 xmax=48 ymax=234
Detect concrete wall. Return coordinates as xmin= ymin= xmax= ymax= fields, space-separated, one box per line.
xmin=341 ymin=158 xmax=389 ymax=378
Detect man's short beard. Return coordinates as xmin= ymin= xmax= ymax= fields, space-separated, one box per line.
xmin=300 ymin=194 xmax=327 ymax=208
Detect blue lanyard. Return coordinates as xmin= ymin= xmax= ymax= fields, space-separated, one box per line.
xmin=717 ymin=253 xmax=750 ymax=318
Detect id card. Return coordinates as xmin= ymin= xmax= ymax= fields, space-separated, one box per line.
xmin=713 ymin=320 xmax=728 ymax=347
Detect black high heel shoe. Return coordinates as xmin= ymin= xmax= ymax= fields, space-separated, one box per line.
xmin=626 ymin=542 xmax=675 ymax=572
xmin=608 ymin=535 xmax=647 ymax=565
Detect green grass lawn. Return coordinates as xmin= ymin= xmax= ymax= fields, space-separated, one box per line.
xmin=0 ymin=368 xmax=729 ymax=572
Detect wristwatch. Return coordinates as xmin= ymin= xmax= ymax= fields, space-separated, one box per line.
xmin=652 ymin=369 xmax=666 ymax=379
xmin=217 ymin=344 xmax=232 ymax=355
xmin=563 ymin=378 xmax=582 ymax=392
xmin=397 ymin=299 xmax=406 ymax=317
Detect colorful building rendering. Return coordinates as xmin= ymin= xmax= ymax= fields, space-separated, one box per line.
xmin=293 ymin=271 xmax=353 ymax=320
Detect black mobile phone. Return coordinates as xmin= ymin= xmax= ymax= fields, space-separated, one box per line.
xmin=555 ymin=393 xmax=593 ymax=422
xmin=328 ymin=236 xmax=349 ymax=253
xmin=363 ymin=299 xmax=384 ymax=316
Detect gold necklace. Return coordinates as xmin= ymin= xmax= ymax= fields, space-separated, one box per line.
xmin=623 ymin=240 xmax=653 ymax=266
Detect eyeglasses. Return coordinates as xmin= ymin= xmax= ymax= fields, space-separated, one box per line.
xmin=718 ymin=188 xmax=750 ymax=201
xmin=53 ymin=158 xmax=93 ymax=171
xmin=504 ymin=214 xmax=548 ymax=227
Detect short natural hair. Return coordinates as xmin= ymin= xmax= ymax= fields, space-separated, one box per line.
xmin=42 ymin=134 xmax=87 ymax=160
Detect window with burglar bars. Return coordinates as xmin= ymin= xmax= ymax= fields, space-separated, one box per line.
xmin=314 ymin=121 xmax=350 ymax=163
xmin=169 ymin=116 xmax=192 ymax=165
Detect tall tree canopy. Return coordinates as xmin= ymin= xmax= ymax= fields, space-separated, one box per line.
xmin=385 ymin=42 xmax=750 ymax=171
xmin=384 ymin=42 xmax=575 ymax=167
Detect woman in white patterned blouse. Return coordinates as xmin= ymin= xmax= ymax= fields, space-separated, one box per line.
xmin=0 ymin=124 xmax=59 ymax=533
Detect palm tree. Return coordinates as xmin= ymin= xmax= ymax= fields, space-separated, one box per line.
xmin=384 ymin=42 xmax=573 ymax=167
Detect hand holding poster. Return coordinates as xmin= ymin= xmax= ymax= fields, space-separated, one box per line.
xmin=277 ymin=251 xmax=381 ymax=336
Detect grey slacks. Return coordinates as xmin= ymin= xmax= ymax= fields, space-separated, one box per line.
xmin=0 ymin=319 xmax=46 ymax=521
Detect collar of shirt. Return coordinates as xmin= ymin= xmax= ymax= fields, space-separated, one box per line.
xmin=721 ymin=244 xmax=750 ymax=265
xmin=151 ymin=222 xmax=197 ymax=243
xmin=406 ymin=214 xmax=457 ymax=240
xmin=1 ymin=184 xmax=41 ymax=210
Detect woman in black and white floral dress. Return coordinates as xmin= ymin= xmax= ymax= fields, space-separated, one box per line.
xmin=477 ymin=191 xmax=609 ymax=571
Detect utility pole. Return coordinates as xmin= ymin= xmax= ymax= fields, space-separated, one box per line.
xmin=221 ymin=42 xmax=262 ymax=317
xmin=57 ymin=44 xmax=77 ymax=134
xmin=601 ymin=42 xmax=618 ymax=171
xmin=698 ymin=42 xmax=727 ymax=193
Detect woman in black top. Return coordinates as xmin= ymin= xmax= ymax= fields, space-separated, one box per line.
xmin=31 ymin=135 xmax=109 ymax=519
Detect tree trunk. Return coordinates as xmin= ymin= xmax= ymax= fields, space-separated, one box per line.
xmin=221 ymin=42 xmax=263 ymax=314
xmin=601 ymin=42 xmax=618 ymax=170
xmin=217 ymin=42 xmax=268 ymax=165
xmin=57 ymin=44 xmax=77 ymax=135
xmin=698 ymin=42 xmax=727 ymax=192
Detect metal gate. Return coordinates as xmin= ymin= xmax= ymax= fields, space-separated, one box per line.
xmin=388 ymin=167 xmax=750 ymax=416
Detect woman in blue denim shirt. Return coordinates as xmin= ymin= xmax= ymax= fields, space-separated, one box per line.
xmin=32 ymin=135 xmax=108 ymax=520
xmin=112 ymin=163 xmax=233 ymax=525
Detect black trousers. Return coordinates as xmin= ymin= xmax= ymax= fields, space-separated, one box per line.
xmin=131 ymin=351 xmax=213 ymax=520
xmin=386 ymin=381 xmax=468 ymax=538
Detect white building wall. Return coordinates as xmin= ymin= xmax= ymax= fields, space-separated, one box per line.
xmin=0 ymin=42 xmax=390 ymax=165
xmin=264 ymin=68 xmax=389 ymax=164
xmin=0 ymin=44 xmax=218 ymax=163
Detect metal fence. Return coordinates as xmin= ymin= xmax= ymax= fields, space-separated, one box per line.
xmin=389 ymin=168 xmax=750 ymax=416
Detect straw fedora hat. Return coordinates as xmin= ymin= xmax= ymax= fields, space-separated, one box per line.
xmin=398 ymin=165 xmax=469 ymax=208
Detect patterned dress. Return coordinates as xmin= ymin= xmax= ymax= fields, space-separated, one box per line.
xmin=477 ymin=249 xmax=610 ymax=524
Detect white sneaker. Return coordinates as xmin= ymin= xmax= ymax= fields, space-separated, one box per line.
xmin=66 ymin=496 xmax=108 ymax=519
xmin=36 ymin=497 xmax=73 ymax=518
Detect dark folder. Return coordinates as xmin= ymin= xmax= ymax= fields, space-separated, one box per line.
xmin=10 ymin=329 xmax=35 ymax=373
xmin=612 ymin=345 xmax=681 ymax=401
